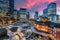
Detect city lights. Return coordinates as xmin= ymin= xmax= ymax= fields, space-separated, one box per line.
xmin=0 ymin=0 xmax=60 ymax=40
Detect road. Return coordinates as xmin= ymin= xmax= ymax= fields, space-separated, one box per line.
xmin=56 ymin=31 xmax=60 ymax=40
xmin=1 ymin=21 xmax=60 ymax=40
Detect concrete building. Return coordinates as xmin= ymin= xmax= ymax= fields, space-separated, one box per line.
xmin=58 ymin=15 xmax=60 ymax=20
xmin=13 ymin=10 xmax=18 ymax=20
xmin=19 ymin=8 xmax=27 ymax=22
xmin=55 ymin=15 xmax=60 ymax=23
xmin=0 ymin=0 xmax=14 ymax=17
xmin=0 ymin=0 xmax=9 ymax=17
xmin=48 ymin=14 xmax=58 ymax=22
xmin=8 ymin=0 xmax=14 ymax=16
xmin=34 ymin=11 xmax=38 ymax=20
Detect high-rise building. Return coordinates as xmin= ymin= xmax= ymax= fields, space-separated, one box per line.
xmin=43 ymin=8 xmax=48 ymax=16
xmin=0 ymin=0 xmax=14 ymax=17
xmin=47 ymin=2 xmax=56 ymax=15
xmin=8 ymin=0 xmax=14 ymax=16
xmin=34 ymin=11 xmax=38 ymax=20
xmin=13 ymin=9 xmax=18 ymax=20
xmin=27 ymin=12 xmax=30 ymax=19
xmin=19 ymin=8 xmax=27 ymax=22
xmin=0 ymin=0 xmax=9 ymax=17
xmin=48 ymin=14 xmax=58 ymax=22
xmin=45 ymin=2 xmax=58 ymax=22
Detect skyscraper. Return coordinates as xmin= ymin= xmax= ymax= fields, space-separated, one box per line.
xmin=0 ymin=0 xmax=14 ymax=17
xmin=43 ymin=8 xmax=48 ymax=16
xmin=47 ymin=2 xmax=58 ymax=22
xmin=8 ymin=0 xmax=14 ymax=16
xmin=48 ymin=2 xmax=56 ymax=15
xmin=0 ymin=0 xmax=9 ymax=17
xmin=13 ymin=9 xmax=18 ymax=20
xmin=19 ymin=8 xmax=27 ymax=22
xmin=27 ymin=12 xmax=30 ymax=19
xmin=34 ymin=11 xmax=38 ymax=20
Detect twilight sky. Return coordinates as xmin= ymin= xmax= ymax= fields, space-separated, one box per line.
xmin=14 ymin=0 xmax=60 ymax=15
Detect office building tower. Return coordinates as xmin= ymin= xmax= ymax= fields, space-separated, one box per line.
xmin=19 ymin=8 xmax=27 ymax=22
xmin=34 ymin=11 xmax=38 ymax=20
xmin=43 ymin=8 xmax=48 ymax=16
xmin=48 ymin=2 xmax=56 ymax=15
xmin=27 ymin=12 xmax=30 ymax=19
xmin=8 ymin=0 xmax=14 ymax=16
xmin=0 ymin=0 xmax=9 ymax=17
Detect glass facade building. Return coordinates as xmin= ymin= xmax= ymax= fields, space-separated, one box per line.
xmin=48 ymin=2 xmax=56 ymax=15
xmin=8 ymin=0 xmax=14 ymax=16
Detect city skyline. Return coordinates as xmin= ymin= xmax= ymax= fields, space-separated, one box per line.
xmin=14 ymin=0 xmax=60 ymax=15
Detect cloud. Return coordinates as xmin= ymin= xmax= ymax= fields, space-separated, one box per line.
xmin=56 ymin=0 xmax=60 ymax=11
xmin=15 ymin=0 xmax=55 ymax=11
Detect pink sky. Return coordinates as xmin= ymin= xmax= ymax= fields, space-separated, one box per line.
xmin=15 ymin=0 xmax=60 ymax=15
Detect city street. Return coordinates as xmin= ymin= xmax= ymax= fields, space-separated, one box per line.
xmin=56 ymin=31 xmax=60 ymax=40
xmin=0 ymin=0 xmax=60 ymax=40
xmin=0 ymin=21 xmax=51 ymax=40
